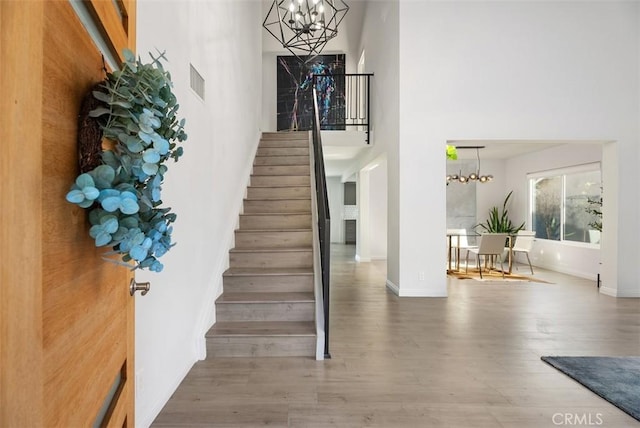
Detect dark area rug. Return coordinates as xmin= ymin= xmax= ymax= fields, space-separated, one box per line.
xmin=541 ymin=356 xmax=640 ymax=421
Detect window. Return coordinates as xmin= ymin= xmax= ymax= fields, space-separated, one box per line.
xmin=529 ymin=164 xmax=601 ymax=245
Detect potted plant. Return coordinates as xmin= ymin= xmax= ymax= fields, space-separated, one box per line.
xmin=65 ymin=49 xmax=187 ymax=272
xmin=477 ymin=190 xmax=525 ymax=234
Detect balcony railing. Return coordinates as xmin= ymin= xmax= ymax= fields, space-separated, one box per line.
xmin=313 ymin=73 xmax=373 ymax=144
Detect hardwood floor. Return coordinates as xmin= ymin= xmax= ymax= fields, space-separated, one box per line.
xmin=152 ymin=244 xmax=640 ymax=427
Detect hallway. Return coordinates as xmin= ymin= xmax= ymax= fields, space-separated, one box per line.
xmin=152 ymin=245 xmax=640 ymax=427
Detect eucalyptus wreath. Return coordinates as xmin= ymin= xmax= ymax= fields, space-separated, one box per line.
xmin=66 ymin=49 xmax=187 ymax=272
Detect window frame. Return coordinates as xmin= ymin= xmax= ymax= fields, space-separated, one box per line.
xmin=527 ymin=162 xmax=601 ymax=248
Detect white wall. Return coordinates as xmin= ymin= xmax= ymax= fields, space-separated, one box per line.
xmin=398 ymin=1 xmax=639 ymax=297
xmin=343 ymin=0 xmax=400 ymax=289
xmin=326 ymin=176 xmax=344 ymax=243
xmin=369 ymin=158 xmax=388 ymax=259
xmin=135 ymin=1 xmax=262 ymax=426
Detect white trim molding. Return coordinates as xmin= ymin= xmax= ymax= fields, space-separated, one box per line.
xmin=386 ymin=279 xmax=399 ymax=295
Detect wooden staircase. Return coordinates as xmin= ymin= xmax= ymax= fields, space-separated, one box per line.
xmin=206 ymin=132 xmax=317 ymax=357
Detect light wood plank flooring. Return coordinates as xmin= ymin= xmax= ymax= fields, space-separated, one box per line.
xmin=152 ymin=244 xmax=640 ymax=427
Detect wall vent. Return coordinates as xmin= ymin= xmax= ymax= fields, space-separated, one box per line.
xmin=190 ymin=64 xmax=205 ymax=100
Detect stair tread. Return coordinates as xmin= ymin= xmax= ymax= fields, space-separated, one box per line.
xmin=217 ymin=292 xmax=314 ymax=303
xmin=250 ymin=185 xmax=309 ymax=189
xmin=245 ymin=197 xmax=311 ymax=201
xmin=243 ymin=211 xmax=311 ymax=215
xmin=224 ymin=267 xmax=313 ymax=276
xmin=245 ymin=196 xmax=310 ymax=200
xmin=248 ymin=185 xmax=310 ymax=188
xmin=229 ymin=247 xmax=312 ymax=253
xmin=240 ymin=212 xmax=310 ymax=216
xmin=255 ymin=155 xmax=309 ymax=158
xmin=207 ymin=321 xmax=316 ymax=337
xmin=255 ymin=154 xmax=309 ymax=157
xmin=251 ymin=174 xmax=309 ymax=177
xmin=235 ymin=228 xmax=312 ymax=233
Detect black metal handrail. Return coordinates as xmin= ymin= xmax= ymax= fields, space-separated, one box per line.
xmin=312 ymin=73 xmax=373 ymax=144
xmin=311 ymin=87 xmax=331 ymax=359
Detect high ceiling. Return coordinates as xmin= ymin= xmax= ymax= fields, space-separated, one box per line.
xmin=450 ymin=141 xmax=566 ymax=160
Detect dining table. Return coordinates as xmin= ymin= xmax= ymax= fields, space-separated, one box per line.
xmin=446 ymin=231 xmax=516 ymax=274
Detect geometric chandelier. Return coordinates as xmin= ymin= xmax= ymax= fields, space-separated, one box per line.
xmin=263 ymin=0 xmax=349 ymax=62
xmin=446 ymin=146 xmax=494 ymax=184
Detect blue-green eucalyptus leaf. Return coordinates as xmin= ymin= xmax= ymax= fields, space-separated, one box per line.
xmin=101 ymin=196 xmax=121 ymax=212
xmin=78 ymin=199 xmax=94 ymax=208
xmin=82 ymin=187 xmax=100 ymax=200
xmin=92 ymin=91 xmax=111 ymax=103
xmin=120 ymin=216 xmax=139 ymax=229
xmin=120 ymin=199 xmax=139 ymax=215
xmin=102 ymin=216 xmax=119 ymax=233
xmin=101 ymin=150 xmax=120 ymax=170
xmin=75 ymin=173 xmax=95 ymax=189
xmin=142 ymin=149 xmax=160 ymax=164
xmin=98 ymin=188 xmax=119 ymax=201
xmin=66 ymin=189 xmax=85 ymax=204
xmin=111 ymin=100 xmax=132 ymax=109
xmin=123 ymin=48 xmax=135 ymax=63
xmin=130 ymin=245 xmax=148 ymax=262
xmin=126 ymin=140 xmax=145 ymax=153
xmin=126 ymin=122 xmax=140 ymax=133
xmin=140 ymin=194 xmax=153 ymax=208
xmin=88 ymin=107 xmax=111 ymax=117
xmin=151 ymin=187 xmax=161 ymax=202
xmin=93 ymin=165 xmax=116 ymax=186
xmin=89 ymin=224 xmax=101 ymax=239
xmin=89 ymin=209 xmax=105 ymax=225
xmin=94 ymin=232 xmax=112 ymax=247
xmin=142 ymin=162 xmax=159 ymax=176
xmin=112 ymin=227 xmax=128 ymax=241
xmin=138 ymin=130 xmax=153 ymax=144
xmin=152 ymin=137 xmax=169 ymax=154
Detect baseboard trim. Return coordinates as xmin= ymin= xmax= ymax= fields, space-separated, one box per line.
xmin=194 ymin=135 xmax=261 ymax=360
xmin=138 ymin=356 xmax=196 ymax=428
xmin=599 ymin=286 xmax=617 ymax=297
xmin=399 ymin=288 xmax=448 ymax=297
xmin=355 ymin=254 xmax=371 ymax=263
xmin=531 ymin=261 xmax=598 ymax=281
xmin=386 ymin=279 xmax=399 ymax=295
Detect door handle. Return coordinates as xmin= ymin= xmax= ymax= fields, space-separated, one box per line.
xmin=130 ymin=278 xmax=150 ymax=296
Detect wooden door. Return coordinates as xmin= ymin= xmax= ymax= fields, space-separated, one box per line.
xmin=1 ymin=1 xmax=136 ymax=426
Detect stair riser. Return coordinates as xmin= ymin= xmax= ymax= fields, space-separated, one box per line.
xmin=247 ymin=186 xmax=311 ymax=199
xmin=254 ymin=156 xmax=309 ymax=166
xmin=216 ymin=302 xmax=315 ymax=322
xmin=259 ymin=139 xmax=309 ymax=148
xmin=239 ymin=214 xmax=312 ymax=229
xmin=261 ymin=132 xmax=308 ymax=139
xmin=223 ymin=275 xmax=314 ymax=293
xmin=235 ymin=231 xmax=312 ymax=248
xmin=230 ymin=251 xmax=312 ymax=268
xmin=251 ymin=175 xmax=310 ymax=187
xmin=253 ymin=165 xmax=309 ymax=176
xmin=244 ymin=199 xmax=311 ymax=213
xmin=256 ymin=147 xmax=309 ymax=157
xmin=207 ymin=336 xmax=315 ymax=358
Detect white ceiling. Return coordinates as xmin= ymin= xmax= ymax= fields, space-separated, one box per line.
xmin=323 ymin=140 xmax=606 ymax=178
xmin=450 ymin=141 xmax=566 ymax=160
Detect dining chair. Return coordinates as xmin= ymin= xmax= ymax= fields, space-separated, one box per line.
xmin=447 ymin=228 xmax=477 ymax=270
xmin=466 ymin=233 xmax=509 ymax=279
xmin=511 ymin=230 xmax=535 ymax=275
